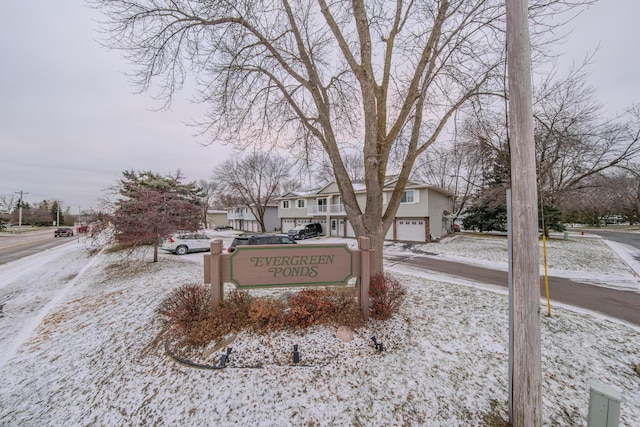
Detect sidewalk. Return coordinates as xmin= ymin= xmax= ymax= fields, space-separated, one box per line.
xmin=599 ymin=238 xmax=640 ymax=278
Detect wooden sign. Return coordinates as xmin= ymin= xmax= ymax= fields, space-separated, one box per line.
xmin=204 ymin=237 xmax=373 ymax=319
xmin=229 ymin=244 xmax=354 ymax=288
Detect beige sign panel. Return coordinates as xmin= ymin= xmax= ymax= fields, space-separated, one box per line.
xmin=229 ymin=244 xmax=354 ymax=288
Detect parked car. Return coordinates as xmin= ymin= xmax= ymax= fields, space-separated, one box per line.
xmin=287 ymin=223 xmax=323 ymax=240
xmin=227 ymin=234 xmax=297 ymax=253
xmin=54 ymin=227 xmax=74 ymax=237
xmin=162 ymin=232 xmax=213 ymax=255
xmin=214 ymin=225 xmax=233 ymax=231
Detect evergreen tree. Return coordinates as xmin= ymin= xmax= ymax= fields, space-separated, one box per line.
xmin=50 ymin=201 xmax=65 ymax=226
xmin=113 ymin=170 xmax=204 ymax=262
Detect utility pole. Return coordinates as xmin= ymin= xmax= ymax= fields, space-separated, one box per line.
xmin=506 ymin=0 xmax=542 ymax=425
xmin=14 ymin=190 xmax=29 ymax=230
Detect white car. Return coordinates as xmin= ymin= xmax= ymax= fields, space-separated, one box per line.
xmin=161 ymin=232 xmax=213 ymax=255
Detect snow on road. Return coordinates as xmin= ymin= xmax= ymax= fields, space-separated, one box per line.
xmin=0 ymin=233 xmax=638 ymax=426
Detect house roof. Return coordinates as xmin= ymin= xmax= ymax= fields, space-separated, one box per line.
xmin=277 ymin=190 xmax=320 ymax=199
xmin=226 ymin=202 xmax=279 ymax=209
xmin=275 ymin=178 xmax=452 ymax=200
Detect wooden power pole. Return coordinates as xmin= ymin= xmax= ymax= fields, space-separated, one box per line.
xmin=505 ymin=0 xmax=542 ymax=425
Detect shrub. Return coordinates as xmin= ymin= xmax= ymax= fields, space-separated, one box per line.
xmin=328 ymin=287 xmax=365 ymax=328
xmin=182 ymin=317 xmax=218 ymax=346
xmin=288 ymin=289 xmax=335 ymax=328
xmin=157 ymin=284 xmax=211 ymax=332
xmin=369 ymin=273 xmax=406 ymax=320
xmin=182 ymin=290 xmax=256 ymax=346
xmin=216 ymin=290 xmax=254 ymax=331
xmin=248 ymin=298 xmax=287 ymax=331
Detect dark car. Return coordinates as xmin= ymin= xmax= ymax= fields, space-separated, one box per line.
xmin=214 ymin=225 xmax=233 ymax=231
xmin=227 ymin=234 xmax=297 ymax=253
xmin=287 ymin=223 xmax=323 ymax=240
xmin=54 ymin=227 xmax=74 ymax=237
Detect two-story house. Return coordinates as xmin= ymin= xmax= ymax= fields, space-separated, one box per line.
xmin=226 ymin=204 xmax=280 ymax=233
xmin=277 ymin=178 xmax=453 ymax=242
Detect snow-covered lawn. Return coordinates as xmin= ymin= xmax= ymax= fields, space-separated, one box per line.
xmin=385 ymin=232 xmax=640 ymax=292
xmin=0 ymin=233 xmax=638 ymax=426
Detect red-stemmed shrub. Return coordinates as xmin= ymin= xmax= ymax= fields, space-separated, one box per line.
xmin=156 ymin=284 xmax=211 ymax=333
xmin=369 ymin=272 xmax=406 ymax=320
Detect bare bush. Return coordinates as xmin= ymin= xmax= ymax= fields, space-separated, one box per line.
xmin=369 ymin=273 xmax=407 ymax=320
xmin=248 ymin=298 xmax=287 ymax=331
xmin=157 ymin=284 xmax=211 ymax=333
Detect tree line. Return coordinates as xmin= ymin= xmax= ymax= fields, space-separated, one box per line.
xmin=0 ymin=198 xmax=70 ymax=227
xmin=415 ymin=67 xmax=640 ymax=231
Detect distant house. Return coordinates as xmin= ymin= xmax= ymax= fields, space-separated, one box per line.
xmin=206 ymin=210 xmax=229 ymax=229
xmin=276 ymin=178 xmax=453 ymax=243
xmin=226 ymin=204 xmax=280 ymax=233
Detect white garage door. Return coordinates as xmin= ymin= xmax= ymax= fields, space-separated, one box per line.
xmin=396 ymin=219 xmax=426 ymax=242
xmin=282 ymin=219 xmax=296 ymax=233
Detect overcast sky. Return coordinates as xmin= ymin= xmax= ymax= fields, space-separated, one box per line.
xmin=1 ymin=1 xmax=638 ymax=213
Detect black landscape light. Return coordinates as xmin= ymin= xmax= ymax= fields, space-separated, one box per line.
xmin=370 ymin=336 xmax=384 ymax=353
xmin=293 ymin=344 xmax=300 ymax=364
xmin=219 ymin=347 xmax=233 ymax=368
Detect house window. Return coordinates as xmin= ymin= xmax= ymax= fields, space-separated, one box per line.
xmin=297 ymin=199 xmax=306 ymax=208
xmin=282 ymin=200 xmax=290 ymax=209
xmin=401 ymin=190 xmax=415 ymax=204
xmin=317 ymin=198 xmax=327 ymax=213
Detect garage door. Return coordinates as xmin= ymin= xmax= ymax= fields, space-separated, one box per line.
xmin=282 ymin=219 xmax=296 ymax=233
xmin=396 ymin=219 xmax=426 ymax=242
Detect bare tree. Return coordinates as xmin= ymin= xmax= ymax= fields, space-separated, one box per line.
xmin=562 ymin=174 xmax=615 ymax=226
xmin=534 ymin=72 xmax=640 ymax=205
xmin=197 ymin=179 xmax=219 ymax=229
xmin=213 ymin=152 xmax=290 ymax=232
xmin=313 ymin=152 xmax=365 ymax=185
xmin=213 ymin=193 xmax=244 ymax=210
xmin=0 ymin=194 xmax=18 ymax=214
xmin=458 ymin=71 xmax=640 ymax=214
xmin=587 ymin=167 xmax=640 ymax=225
xmin=94 ymin=0 xmax=590 ymax=271
xmin=613 ymin=166 xmax=640 ymax=225
xmin=415 ymin=134 xmax=485 ymax=220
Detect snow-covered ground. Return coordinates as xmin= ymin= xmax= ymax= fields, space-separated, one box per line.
xmin=0 ymin=231 xmax=638 ymax=426
xmin=385 ymin=231 xmax=640 ymax=292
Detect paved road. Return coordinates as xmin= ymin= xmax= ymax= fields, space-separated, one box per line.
xmin=0 ymin=229 xmax=74 ymax=265
xmin=385 ymin=253 xmax=640 ymax=326
xmin=583 ymin=229 xmax=640 ymax=262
